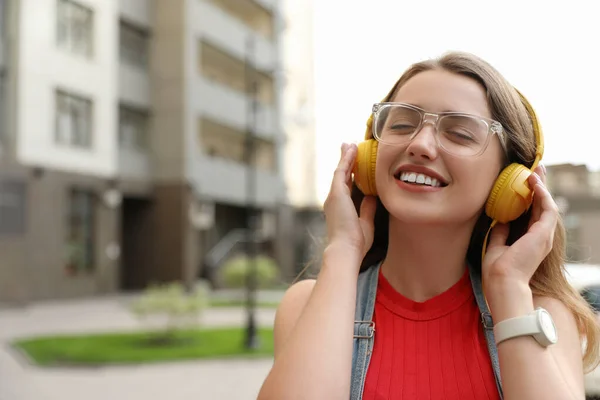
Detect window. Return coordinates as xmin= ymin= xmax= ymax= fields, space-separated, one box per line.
xmin=0 ymin=179 xmax=26 ymax=237
xmin=65 ymin=189 xmax=95 ymax=275
xmin=57 ymin=0 xmax=93 ymax=58
xmin=119 ymin=105 xmax=148 ymax=151
xmin=0 ymin=73 xmax=5 ymax=144
xmin=119 ymin=21 xmax=149 ymax=69
xmin=55 ymin=90 xmax=93 ymax=148
xmin=0 ymin=0 xmax=6 ymax=37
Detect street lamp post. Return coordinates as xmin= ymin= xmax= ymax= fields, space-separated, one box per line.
xmin=244 ymin=35 xmax=260 ymax=350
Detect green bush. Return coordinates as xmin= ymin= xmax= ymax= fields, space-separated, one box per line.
xmin=222 ymin=255 xmax=279 ymax=289
xmin=129 ymin=282 xmax=208 ymax=345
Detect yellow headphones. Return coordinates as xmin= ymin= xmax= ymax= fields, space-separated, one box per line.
xmin=353 ymin=90 xmax=544 ymax=228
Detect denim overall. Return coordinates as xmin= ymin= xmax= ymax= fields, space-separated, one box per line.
xmin=350 ymin=262 xmax=504 ymax=400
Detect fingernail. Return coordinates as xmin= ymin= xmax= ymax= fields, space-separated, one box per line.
xmin=541 ymin=163 xmax=546 ymax=175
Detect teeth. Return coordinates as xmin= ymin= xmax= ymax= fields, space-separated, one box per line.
xmin=398 ymin=172 xmax=442 ymax=187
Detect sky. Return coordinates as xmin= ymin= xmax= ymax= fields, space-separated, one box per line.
xmin=311 ymin=0 xmax=600 ymax=203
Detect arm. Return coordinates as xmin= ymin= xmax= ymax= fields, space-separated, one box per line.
xmin=257 ymin=243 xmax=363 ymax=400
xmin=258 ymin=143 xmax=376 ymax=400
xmin=487 ymin=280 xmax=585 ymax=400
xmin=484 ymin=167 xmax=585 ymax=400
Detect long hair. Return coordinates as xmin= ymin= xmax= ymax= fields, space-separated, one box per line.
xmin=351 ymin=51 xmax=600 ymax=372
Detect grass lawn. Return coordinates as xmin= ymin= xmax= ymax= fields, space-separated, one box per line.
xmin=13 ymin=327 xmax=274 ymax=367
xmin=209 ymin=299 xmax=280 ymax=308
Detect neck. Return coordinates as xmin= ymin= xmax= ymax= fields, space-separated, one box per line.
xmin=381 ymin=218 xmax=477 ymax=302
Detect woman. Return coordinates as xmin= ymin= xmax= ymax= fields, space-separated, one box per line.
xmin=257 ymin=52 xmax=600 ymax=400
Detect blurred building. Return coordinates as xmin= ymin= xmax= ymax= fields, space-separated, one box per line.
xmin=0 ymin=0 xmax=289 ymax=302
xmin=279 ymin=0 xmax=324 ymax=279
xmin=546 ymin=163 xmax=600 ymax=264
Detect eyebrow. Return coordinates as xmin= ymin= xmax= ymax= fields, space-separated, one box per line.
xmin=395 ymin=102 xmax=467 ymax=114
xmin=415 ymin=104 xmax=487 ymax=117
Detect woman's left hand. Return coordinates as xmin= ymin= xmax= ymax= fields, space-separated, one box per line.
xmin=482 ymin=165 xmax=560 ymax=288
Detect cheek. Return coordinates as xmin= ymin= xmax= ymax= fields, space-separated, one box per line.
xmin=454 ymin=161 xmax=500 ymax=198
xmin=375 ymin=146 xmax=393 ymax=180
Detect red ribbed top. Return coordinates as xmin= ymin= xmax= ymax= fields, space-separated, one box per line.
xmin=362 ymin=268 xmax=501 ymax=400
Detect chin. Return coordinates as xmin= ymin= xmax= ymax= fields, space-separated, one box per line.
xmin=386 ymin=206 xmax=452 ymax=226
xmin=382 ymin=193 xmax=484 ymax=227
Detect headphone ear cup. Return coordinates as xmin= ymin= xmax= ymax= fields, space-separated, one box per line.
xmin=353 ymin=139 xmax=378 ymax=196
xmin=485 ymin=163 xmax=535 ymax=224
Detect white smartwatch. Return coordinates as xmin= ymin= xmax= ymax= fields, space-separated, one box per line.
xmin=493 ymin=307 xmax=558 ymax=347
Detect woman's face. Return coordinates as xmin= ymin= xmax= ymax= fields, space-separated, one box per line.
xmin=375 ymin=69 xmax=505 ymax=226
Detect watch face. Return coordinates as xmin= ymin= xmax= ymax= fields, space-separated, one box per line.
xmin=539 ymin=310 xmax=558 ymax=343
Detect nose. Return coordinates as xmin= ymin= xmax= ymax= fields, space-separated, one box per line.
xmin=405 ymin=122 xmax=439 ymax=160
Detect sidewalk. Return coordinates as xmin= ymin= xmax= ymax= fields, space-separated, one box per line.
xmin=0 ymin=295 xmax=277 ymax=400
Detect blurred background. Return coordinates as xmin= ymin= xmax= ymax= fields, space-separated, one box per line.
xmin=0 ymin=0 xmax=598 ymax=399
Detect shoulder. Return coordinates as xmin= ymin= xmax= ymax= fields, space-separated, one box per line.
xmin=533 ymin=295 xmax=585 ymax=389
xmin=533 ymin=295 xmax=579 ymax=334
xmin=273 ymin=279 xmax=316 ymax=358
xmin=533 ymin=295 xmax=581 ymax=346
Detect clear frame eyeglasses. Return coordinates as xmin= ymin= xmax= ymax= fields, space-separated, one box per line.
xmin=372 ymin=102 xmax=507 ymax=157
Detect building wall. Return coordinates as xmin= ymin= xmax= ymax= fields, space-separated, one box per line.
xmin=546 ymin=163 xmax=600 ymax=265
xmin=1 ymin=166 xmax=119 ymax=302
xmin=16 ymin=0 xmax=119 ymax=177
xmin=0 ymin=0 xmax=301 ymax=301
xmin=0 ymin=162 xmax=29 ymax=303
xmin=149 ymin=0 xmax=186 ymax=182
xmin=576 ymin=211 xmax=600 ymax=263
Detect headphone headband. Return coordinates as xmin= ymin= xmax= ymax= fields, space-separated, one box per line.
xmin=515 ymin=90 xmax=544 ymax=170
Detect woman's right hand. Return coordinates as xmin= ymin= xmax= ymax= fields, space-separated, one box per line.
xmin=323 ymin=143 xmax=377 ymax=259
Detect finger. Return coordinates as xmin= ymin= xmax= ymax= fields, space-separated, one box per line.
xmin=359 ymin=196 xmax=377 ymax=249
xmin=342 ymin=144 xmax=357 ymax=186
xmin=330 ymin=144 xmax=356 ymax=195
xmin=359 ymin=196 xmax=377 ymax=221
xmin=487 ymin=222 xmax=510 ymax=249
xmin=526 ymin=183 xmax=559 ymax=255
xmin=531 ymin=165 xmax=546 ymax=185
xmin=332 ymin=143 xmax=351 ymax=182
xmin=528 ymin=172 xmax=544 ymax=226
xmin=334 ymin=143 xmax=355 ymax=175
xmin=531 ymin=182 xmax=559 ymax=231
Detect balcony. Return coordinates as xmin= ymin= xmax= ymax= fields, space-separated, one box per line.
xmin=193 ymin=1 xmax=276 ymax=72
xmin=119 ymin=63 xmax=150 ymax=108
xmin=191 ymin=156 xmax=284 ymax=207
xmin=195 ymin=76 xmax=276 ymax=141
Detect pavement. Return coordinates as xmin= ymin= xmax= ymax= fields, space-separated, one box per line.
xmin=0 ymin=295 xmax=278 ymax=400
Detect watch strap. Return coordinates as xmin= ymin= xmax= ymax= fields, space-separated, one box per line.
xmin=493 ymin=310 xmax=540 ymax=345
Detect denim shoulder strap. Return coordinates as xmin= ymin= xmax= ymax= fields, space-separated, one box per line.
xmin=350 ymin=263 xmax=380 ymax=400
xmin=468 ymin=262 xmax=504 ymax=399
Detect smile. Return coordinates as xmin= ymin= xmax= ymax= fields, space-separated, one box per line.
xmin=395 ymin=172 xmax=445 ymax=188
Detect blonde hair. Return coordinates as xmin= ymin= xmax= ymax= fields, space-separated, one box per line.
xmin=352 ymin=51 xmax=600 ymax=372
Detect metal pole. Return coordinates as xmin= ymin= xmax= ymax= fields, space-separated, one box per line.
xmin=244 ymin=35 xmax=259 ymax=350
